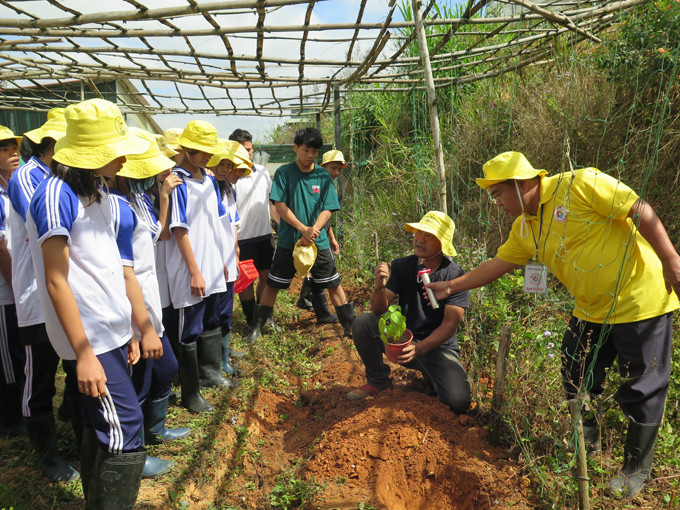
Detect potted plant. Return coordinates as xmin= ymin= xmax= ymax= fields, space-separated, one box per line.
xmin=378 ymin=305 xmax=413 ymax=363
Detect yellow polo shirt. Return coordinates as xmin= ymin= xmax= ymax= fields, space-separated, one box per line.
xmin=496 ymin=168 xmax=679 ymax=323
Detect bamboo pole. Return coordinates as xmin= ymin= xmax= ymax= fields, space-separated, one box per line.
xmin=490 ymin=325 xmax=512 ymax=446
xmin=412 ymin=0 xmax=447 ymax=213
xmin=568 ymin=399 xmax=591 ymax=510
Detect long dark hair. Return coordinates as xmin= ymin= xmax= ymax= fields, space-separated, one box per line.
xmin=20 ymin=137 xmax=54 ymax=162
xmin=50 ymin=160 xmax=101 ymax=204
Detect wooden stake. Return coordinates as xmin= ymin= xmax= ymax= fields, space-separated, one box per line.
xmin=490 ymin=324 xmax=512 ymax=446
xmin=568 ymin=399 xmax=591 ymax=510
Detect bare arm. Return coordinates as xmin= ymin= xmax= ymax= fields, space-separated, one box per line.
xmin=328 ymin=226 xmax=339 ymax=255
xmin=425 ymin=256 xmax=517 ymax=300
xmin=269 ymin=201 xmax=280 ymax=225
xmin=370 ymin=262 xmax=396 ymax=314
xmin=398 ymin=305 xmax=465 ymax=363
xmin=123 ymin=265 xmax=162 ymax=359
xmin=0 ymin=237 xmax=11 ymax=289
xmin=629 ymin=199 xmax=680 ymax=295
xmin=42 ymin=236 xmax=107 ymax=398
xmin=173 ymin=227 xmax=205 ymax=297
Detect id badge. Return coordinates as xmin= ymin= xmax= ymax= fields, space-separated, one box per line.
xmin=524 ymin=264 xmax=548 ymax=294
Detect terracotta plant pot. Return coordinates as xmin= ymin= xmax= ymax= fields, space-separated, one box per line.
xmin=385 ymin=329 xmax=413 ymax=363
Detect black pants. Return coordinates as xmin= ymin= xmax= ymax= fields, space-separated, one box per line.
xmin=561 ymin=312 xmax=672 ymax=424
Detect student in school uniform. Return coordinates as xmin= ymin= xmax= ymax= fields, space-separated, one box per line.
xmin=207 ymin=139 xmax=253 ymax=377
xmin=26 ymin=98 xmax=151 ymax=509
xmin=0 ymin=125 xmax=25 ymax=438
xmin=108 ymin=127 xmax=191 ymax=478
xmin=166 ymin=120 xmax=232 ymax=414
xmin=7 ymin=114 xmax=81 ymax=481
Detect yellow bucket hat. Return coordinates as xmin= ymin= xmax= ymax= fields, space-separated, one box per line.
xmin=207 ymin=139 xmax=253 ymax=175
xmin=405 ymin=210 xmax=457 ymax=257
xmin=475 ymin=151 xmax=547 ymax=190
xmin=118 ymin=128 xmax=176 ymax=179
xmin=154 ymin=134 xmax=179 ymax=158
xmin=0 ymin=125 xmax=22 ymax=144
xmin=178 ymin=120 xmax=218 ymax=154
xmin=163 ymin=127 xmax=183 ymax=151
xmin=24 ymin=108 xmax=67 ymax=144
xmin=321 ymin=149 xmax=347 ymax=168
xmin=293 ymin=239 xmax=317 ymax=275
xmin=53 ymin=99 xmax=149 ymax=170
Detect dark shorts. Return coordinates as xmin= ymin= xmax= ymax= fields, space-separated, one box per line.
xmin=238 ymin=237 xmax=274 ymax=272
xmin=267 ymin=246 xmax=341 ymax=290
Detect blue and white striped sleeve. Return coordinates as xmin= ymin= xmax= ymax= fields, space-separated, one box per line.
xmin=9 ymin=164 xmax=42 ymax=222
xmin=110 ymin=195 xmax=136 ymax=266
xmin=210 ymin=176 xmax=227 ymax=218
xmin=0 ymin=197 xmax=6 ymax=237
xmin=133 ymin=193 xmax=161 ymax=243
xmin=169 ymin=178 xmax=188 ymax=231
xmin=29 ymin=177 xmax=78 ymax=244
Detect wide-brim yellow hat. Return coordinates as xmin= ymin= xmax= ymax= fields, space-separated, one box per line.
xmin=405 ymin=210 xmax=457 ymax=257
xmin=476 ymin=151 xmax=547 ymax=190
xmin=321 ymin=149 xmax=347 ymax=168
xmin=178 ymin=120 xmax=218 ymax=154
xmin=24 ymin=108 xmax=67 ymax=144
xmin=53 ymin=99 xmax=149 ymax=170
xmin=0 ymin=125 xmax=22 ymax=144
xmin=207 ymin=139 xmax=253 ymax=176
xmin=163 ymin=127 xmax=183 ymax=151
xmin=118 ymin=127 xmax=176 ymax=179
xmin=155 ymin=134 xmax=179 ymax=158
xmin=293 ymin=240 xmax=317 ymax=275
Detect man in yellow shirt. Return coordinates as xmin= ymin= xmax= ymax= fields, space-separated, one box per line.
xmin=427 ymin=151 xmax=680 ymax=500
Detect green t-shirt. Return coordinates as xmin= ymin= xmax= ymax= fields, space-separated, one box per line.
xmin=270 ymin=161 xmax=340 ymax=250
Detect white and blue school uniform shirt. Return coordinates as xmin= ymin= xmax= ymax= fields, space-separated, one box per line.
xmin=110 ymin=190 xmax=164 ymax=338
xmin=0 ymin=187 xmax=14 ymax=307
xmin=132 ymin=192 xmax=172 ymax=309
xmin=27 ymin=176 xmax=132 ymax=360
xmin=221 ymin=187 xmax=239 ymax=284
xmin=7 ymin=157 xmax=49 ymax=326
xmin=165 ymin=167 xmax=228 ymax=309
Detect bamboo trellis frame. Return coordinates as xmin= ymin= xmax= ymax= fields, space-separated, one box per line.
xmin=0 ymin=0 xmax=651 ymax=117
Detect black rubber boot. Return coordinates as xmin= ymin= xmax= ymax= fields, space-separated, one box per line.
xmin=178 ymin=342 xmax=214 ymax=414
xmin=86 ymin=448 xmax=146 ymax=510
xmin=198 ymin=328 xmax=239 ymax=389
xmin=296 ymin=277 xmax=313 ymax=310
xmin=243 ymin=304 xmax=272 ymax=344
xmin=0 ymin=383 xmax=27 ymax=436
xmin=240 ymin=298 xmax=255 ymax=326
xmin=80 ymin=427 xmax=98 ymax=503
xmin=605 ymin=421 xmax=660 ymax=499
xmin=24 ymin=412 xmax=79 ymax=482
xmin=144 ymin=395 xmax=191 ymax=445
xmin=311 ymin=292 xmax=338 ymax=324
xmin=221 ymin=331 xmax=236 ymax=375
xmin=336 ymin=302 xmax=356 ymax=337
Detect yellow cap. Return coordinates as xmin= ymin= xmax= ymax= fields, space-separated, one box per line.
xmin=178 ymin=120 xmax=218 ymax=154
xmin=53 ymin=99 xmax=149 ymax=170
xmin=154 ymin=134 xmax=178 ymax=158
xmin=118 ymin=128 xmax=176 ymax=179
xmin=321 ymin=149 xmax=347 ymax=168
xmin=207 ymin=139 xmax=253 ymax=176
xmin=0 ymin=125 xmax=22 ymax=144
xmin=405 ymin=210 xmax=457 ymax=257
xmin=475 ymin=151 xmax=547 ymax=190
xmin=293 ymin=240 xmax=317 ymax=275
xmin=24 ymin=108 xmax=67 ymax=144
xmin=163 ymin=128 xmax=183 ymax=151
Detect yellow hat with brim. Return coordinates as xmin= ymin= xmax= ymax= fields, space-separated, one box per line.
xmin=405 ymin=210 xmax=457 ymax=257
xmin=293 ymin=240 xmax=317 ymax=275
xmin=475 ymin=151 xmax=547 ymax=190
xmin=163 ymin=127 xmax=183 ymax=151
xmin=155 ymin=134 xmax=179 ymax=158
xmin=207 ymin=139 xmax=253 ymax=176
xmin=118 ymin=128 xmax=176 ymax=179
xmin=0 ymin=125 xmax=22 ymax=144
xmin=24 ymin=108 xmax=67 ymax=144
xmin=178 ymin=120 xmax=218 ymax=155
xmin=53 ymin=99 xmax=149 ymax=170
xmin=322 ymin=149 xmax=347 ymax=168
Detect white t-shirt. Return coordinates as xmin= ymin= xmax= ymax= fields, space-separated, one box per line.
xmin=234 ymin=163 xmax=272 ymax=241
xmin=221 ymin=188 xmax=239 ymax=283
xmin=110 ymin=191 xmax=164 ymax=338
xmin=27 ymin=176 xmax=132 ymax=360
xmin=7 ymin=157 xmax=50 ymax=324
xmin=165 ymin=167 xmax=228 ymax=308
